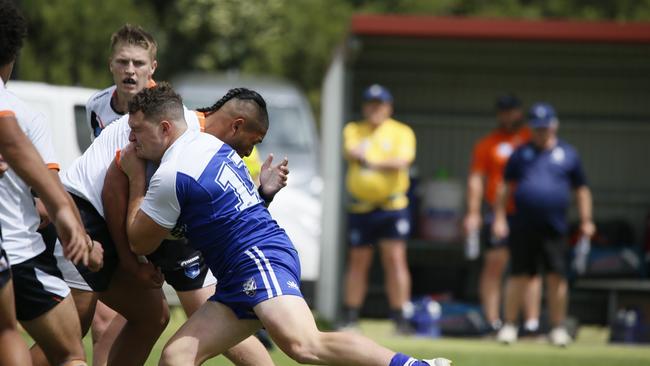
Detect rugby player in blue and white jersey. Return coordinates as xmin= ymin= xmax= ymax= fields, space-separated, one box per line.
xmin=51 ymin=82 xmax=284 ymax=364
xmin=120 ymin=84 xmax=451 ymax=366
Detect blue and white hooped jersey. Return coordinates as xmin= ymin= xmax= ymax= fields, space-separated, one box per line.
xmin=140 ymin=130 xmax=291 ymax=277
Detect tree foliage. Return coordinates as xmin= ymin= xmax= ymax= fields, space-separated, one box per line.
xmin=14 ymin=0 xmax=650 ymax=111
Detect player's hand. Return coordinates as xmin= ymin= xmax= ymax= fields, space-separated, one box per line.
xmin=259 ymin=154 xmax=289 ymax=199
xmin=580 ymin=220 xmax=596 ymax=238
xmin=54 ymin=208 xmax=91 ymax=266
xmin=491 ymin=215 xmax=509 ymax=242
xmin=119 ymin=143 xmax=146 ymax=181
xmin=463 ymin=212 xmax=481 ymax=237
xmin=0 ymin=153 xmax=7 ymax=178
xmin=124 ymin=260 xmax=165 ymax=289
xmin=348 ymin=145 xmax=366 ymax=163
xmin=87 ymin=238 xmax=104 ymax=272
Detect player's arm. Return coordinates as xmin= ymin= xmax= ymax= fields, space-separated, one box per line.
xmin=365 ymin=127 xmax=415 ymax=171
xmin=575 ymin=185 xmax=595 ymax=237
xmin=464 ymin=172 xmax=484 ymax=234
xmin=103 ymin=158 xmax=163 ymax=287
xmin=464 ymin=141 xmax=487 ymax=235
xmin=0 ymin=113 xmax=90 ymax=265
xmin=120 ymin=144 xmax=170 ymax=256
xmin=492 ymin=151 xmax=518 ymax=241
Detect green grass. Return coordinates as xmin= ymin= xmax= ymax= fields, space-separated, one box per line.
xmin=23 ymin=307 xmax=650 ymax=365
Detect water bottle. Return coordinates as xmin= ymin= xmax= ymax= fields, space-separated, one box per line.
xmin=465 ymin=229 xmax=480 ymax=260
xmin=573 ymin=235 xmax=590 ymax=275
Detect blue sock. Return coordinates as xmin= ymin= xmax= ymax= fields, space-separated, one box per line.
xmin=389 ymin=353 xmax=429 ymax=366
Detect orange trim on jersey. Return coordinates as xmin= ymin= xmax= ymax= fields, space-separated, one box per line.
xmin=195 ymin=111 xmax=206 ymax=132
xmin=0 ymin=110 xmax=16 ymax=118
xmin=46 ymin=163 xmax=60 ymax=171
xmin=115 ymin=150 xmax=122 ymax=170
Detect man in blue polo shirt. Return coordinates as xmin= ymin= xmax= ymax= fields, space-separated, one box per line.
xmin=492 ymin=102 xmax=595 ymax=347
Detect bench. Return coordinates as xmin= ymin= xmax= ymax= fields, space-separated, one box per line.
xmin=574 ymin=279 xmax=650 ymax=325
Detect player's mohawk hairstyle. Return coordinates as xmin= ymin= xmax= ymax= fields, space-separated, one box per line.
xmin=0 ymin=0 xmax=28 ymax=66
xmin=198 ymin=88 xmax=267 ymax=114
xmin=198 ymin=88 xmax=269 ymax=129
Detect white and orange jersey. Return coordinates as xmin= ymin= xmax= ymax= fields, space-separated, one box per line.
xmin=86 ymin=81 xmax=157 ymax=139
xmin=86 ymin=85 xmax=123 ymax=138
xmin=61 ymin=106 xmax=201 ymax=217
xmin=0 ymin=78 xmax=59 ymax=264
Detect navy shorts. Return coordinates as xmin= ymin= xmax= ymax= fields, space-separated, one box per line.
xmin=148 ymin=239 xmax=216 ymax=292
xmin=210 ymin=240 xmax=302 ymax=319
xmin=348 ymin=208 xmax=411 ymax=247
xmin=480 ymin=214 xmax=509 ymax=250
xmin=508 ymin=226 xmax=568 ymax=277
xmin=62 ymin=194 xmax=119 ymax=292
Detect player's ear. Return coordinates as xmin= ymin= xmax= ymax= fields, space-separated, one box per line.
xmin=160 ymin=120 xmax=172 ymax=135
xmin=150 ymin=59 xmax=158 ymax=75
xmin=232 ymin=118 xmax=244 ymax=134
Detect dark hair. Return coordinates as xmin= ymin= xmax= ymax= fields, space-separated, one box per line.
xmin=0 ymin=0 xmax=28 ymax=66
xmin=110 ymin=24 xmax=157 ymax=59
xmin=128 ymin=82 xmax=184 ymax=123
xmin=198 ymin=87 xmax=269 ymax=128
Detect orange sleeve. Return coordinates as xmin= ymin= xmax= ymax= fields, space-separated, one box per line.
xmin=115 ymin=150 xmax=122 ymax=170
xmin=46 ymin=163 xmax=60 ymax=171
xmin=0 ymin=110 xmax=16 ymax=118
xmin=470 ymin=137 xmax=489 ymax=174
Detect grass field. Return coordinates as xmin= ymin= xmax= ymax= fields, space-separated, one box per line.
xmin=24 ymin=307 xmax=650 ymax=365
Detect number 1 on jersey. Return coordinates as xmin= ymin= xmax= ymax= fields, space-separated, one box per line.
xmin=215 ymin=163 xmax=260 ymax=211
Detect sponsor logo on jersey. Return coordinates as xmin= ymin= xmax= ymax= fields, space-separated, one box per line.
xmin=243 ymin=277 xmax=257 ymax=297
xmin=552 ymin=146 xmax=565 ymax=163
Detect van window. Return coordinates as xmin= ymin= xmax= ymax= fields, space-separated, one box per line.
xmin=261 ymin=106 xmax=311 ymax=151
xmin=74 ymin=105 xmax=92 ymax=152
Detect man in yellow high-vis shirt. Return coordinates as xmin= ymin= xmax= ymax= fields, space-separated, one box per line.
xmin=340 ymin=84 xmax=416 ymax=334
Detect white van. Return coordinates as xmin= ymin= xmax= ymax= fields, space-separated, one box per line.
xmin=6 ymin=80 xmax=97 ymax=170
xmin=173 ymin=73 xmax=322 ymax=298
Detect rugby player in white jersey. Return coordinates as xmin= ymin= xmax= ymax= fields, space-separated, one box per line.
xmin=0 ymin=2 xmax=103 ymax=365
xmin=83 ymin=25 xmax=159 ymax=365
xmin=120 ymin=83 xmax=451 ymax=366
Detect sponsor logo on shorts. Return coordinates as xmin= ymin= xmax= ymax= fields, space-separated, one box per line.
xmin=396 ymin=218 xmax=410 ymax=235
xmin=286 ymin=280 xmax=299 ymax=291
xmin=179 ymin=255 xmax=200 ymax=267
xmin=183 ymin=263 xmax=201 ymax=279
xmin=243 ymin=277 xmax=257 ymax=297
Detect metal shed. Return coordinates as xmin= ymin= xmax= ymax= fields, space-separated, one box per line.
xmin=317 ymin=15 xmax=650 ymax=321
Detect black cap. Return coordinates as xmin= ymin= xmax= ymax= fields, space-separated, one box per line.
xmin=495 ymin=94 xmax=522 ymax=110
